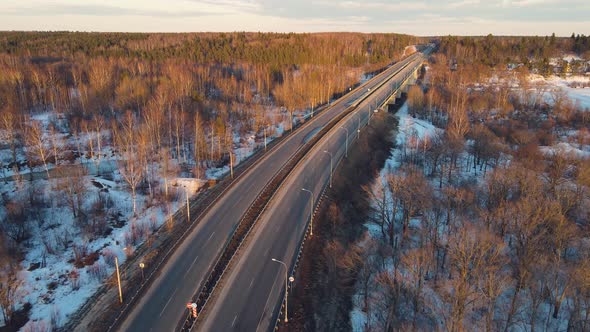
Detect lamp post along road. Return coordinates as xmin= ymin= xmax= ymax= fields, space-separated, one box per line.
xmin=301 ymin=188 xmax=314 ymax=236
xmin=323 ymin=150 xmax=333 ymax=189
xmin=271 ymin=258 xmax=294 ymax=323
xmin=357 ymin=117 xmax=361 ymax=139
xmin=264 ymin=127 xmax=267 ymax=151
xmin=340 ymin=126 xmax=349 ymax=158
xmin=115 ymin=256 xmax=123 ymax=304
xmin=186 ymin=188 xmax=190 ymax=223
xmin=229 ymin=151 xmax=234 ymax=179
xmin=139 ymin=262 xmax=145 ymax=283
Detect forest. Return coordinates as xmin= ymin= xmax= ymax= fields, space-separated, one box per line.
xmin=280 ymin=34 xmax=590 ymax=332
xmin=0 ymin=32 xmax=417 ymax=330
xmin=439 ymin=33 xmax=590 ymax=74
xmin=0 ymin=31 xmax=417 ymax=176
xmin=346 ymin=37 xmax=590 ymax=331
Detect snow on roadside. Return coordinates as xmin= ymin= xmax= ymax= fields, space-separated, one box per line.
xmin=351 ymin=102 xmax=441 ymax=331
xmin=395 ymin=103 xmax=439 ymax=145
xmin=13 ymin=172 xmax=193 ymax=331
xmin=382 ymin=102 xmax=441 ymax=172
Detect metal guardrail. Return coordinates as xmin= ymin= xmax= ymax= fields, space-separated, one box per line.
xmin=180 ymin=55 xmax=423 ymax=331
xmin=269 ymin=55 xmax=427 ymax=332
xmin=64 ymin=54 xmax=411 ymax=332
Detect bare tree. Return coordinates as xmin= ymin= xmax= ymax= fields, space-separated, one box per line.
xmin=0 ymin=107 xmax=21 ymax=168
xmin=25 ymin=120 xmax=51 ymax=179
xmin=54 ymin=165 xmax=87 ymax=224
xmin=115 ymin=112 xmax=144 ymax=215
xmin=0 ymin=240 xmax=21 ymax=327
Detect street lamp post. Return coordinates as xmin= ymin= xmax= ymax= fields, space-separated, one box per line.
xmin=271 ymin=258 xmax=294 ymax=323
xmin=357 ymin=117 xmax=361 ymax=139
xmin=323 ymin=150 xmax=333 ymax=189
xmin=301 ymin=188 xmax=314 ymax=236
xmin=186 ymin=188 xmax=190 ymax=223
xmin=229 ymin=151 xmax=234 ymax=179
xmin=115 ymin=256 xmax=123 ymax=304
xmin=339 ymin=126 xmax=349 ymax=158
xmin=139 ymin=262 xmax=145 ymax=283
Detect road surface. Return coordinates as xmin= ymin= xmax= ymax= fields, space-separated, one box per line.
xmin=197 ymin=52 xmax=428 ymax=332
xmin=117 ymin=52 xmax=424 ymax=332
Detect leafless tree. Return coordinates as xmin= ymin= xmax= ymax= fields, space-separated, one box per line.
xmin=0 ymin=240 xmax=22 ymax=326
xmin=25 ymin=120 xmax=51 ymax=179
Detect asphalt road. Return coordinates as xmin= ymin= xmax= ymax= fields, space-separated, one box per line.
xmin=118 ymin=52 xmax=424 ymax=332
xmin=197 ymin=52 xmax=428 ymax=332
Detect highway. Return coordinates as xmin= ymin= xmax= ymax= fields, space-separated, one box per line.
xmin=197 ymin=51 xmax=428 ymax=332
xmin=117 ymin=51 xmax=425 ymax=332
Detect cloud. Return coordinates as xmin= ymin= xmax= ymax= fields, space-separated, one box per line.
xmin=448 ymin=0 xmax=480 ymax=8
xmin=0 ymin=0 xmax=587 ymax=35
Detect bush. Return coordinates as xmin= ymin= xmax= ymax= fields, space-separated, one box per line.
xmin=88 ymin=262 xmax=108 ymax=282
xmin=69 ymin=269 xmax=80 ymax=290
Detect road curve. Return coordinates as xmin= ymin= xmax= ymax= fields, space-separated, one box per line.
xmin=117 ymin=53 xmax=423 ymax=332
xmin=197 ymin=51 xmax=428 ymax=332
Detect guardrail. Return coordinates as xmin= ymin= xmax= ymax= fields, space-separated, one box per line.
xmin=180 ymin=55 xmax=423 ymax=331
xmin=267 ymin=55 xmax=426 ymax=332
xmin=62 ymin=53 xmax=412 ymax=332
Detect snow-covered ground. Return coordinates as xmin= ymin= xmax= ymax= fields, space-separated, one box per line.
xmin=529 ymin=74 xmax=590 ymax=110
xmin=383 ymin=103 xmax=441 ymax=170
xmin=0 ymin=108 xmax=300 ymax=330
xmin=540 ymin=142 xmax=590 ymax=159
xmin=350 ymin=91 xmax=589 ymax=330
xmin=3 ymin=164 xmax=198 ymax=331
xmin=351 ymin=102 xmax=441 ymax=330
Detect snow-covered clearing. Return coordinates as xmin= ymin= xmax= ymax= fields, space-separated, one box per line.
xmin=529 ymin=74 xmax=590 ymax=110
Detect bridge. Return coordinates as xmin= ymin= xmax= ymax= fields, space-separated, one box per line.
xmin=69 ymin=46 xmax=429 ymax=332
xmin=379 ymin=59 xmax=425 ymax=112
xmin=190 ymin=49 xmax=430 ymax=332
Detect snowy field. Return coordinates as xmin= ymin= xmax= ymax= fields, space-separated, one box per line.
xmin=529 ymin=74 xmax=590 ymax=110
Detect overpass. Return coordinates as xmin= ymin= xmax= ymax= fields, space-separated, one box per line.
xmin=379 ymin=60 xmax=424 ymax=111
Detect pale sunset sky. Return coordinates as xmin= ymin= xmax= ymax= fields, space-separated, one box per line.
xmin=1 ymin=0 xmax=588 ymax=36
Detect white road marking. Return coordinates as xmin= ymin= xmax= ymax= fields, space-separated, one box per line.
xmin=160 ymin=289 xmax=177 ymax=317
xmin=249 ymin=277 xmax=255 ymax=289
xmin=184 ymin=255 xmax=200 ymax=279
xmin=232 ymin=315 xmax=238 ymax=327
xmin=205 ymin=232 xmax=215 ymax=245
xmin=256 ymin=273 xmax=280 ymax=329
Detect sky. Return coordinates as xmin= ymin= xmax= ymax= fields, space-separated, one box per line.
xmin=0 ymin=0 xmax=588 ymax=36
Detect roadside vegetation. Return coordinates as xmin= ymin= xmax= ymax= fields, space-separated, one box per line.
xmin=283 ymin=103 xmax=400 ymax=332
xmin=0 ymin=32 xmax=416 ymax=330
xmin=349 ymin=36 xmax=590 ymax=331
xmin=282 ymin=33 xmax=590 ymax=332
